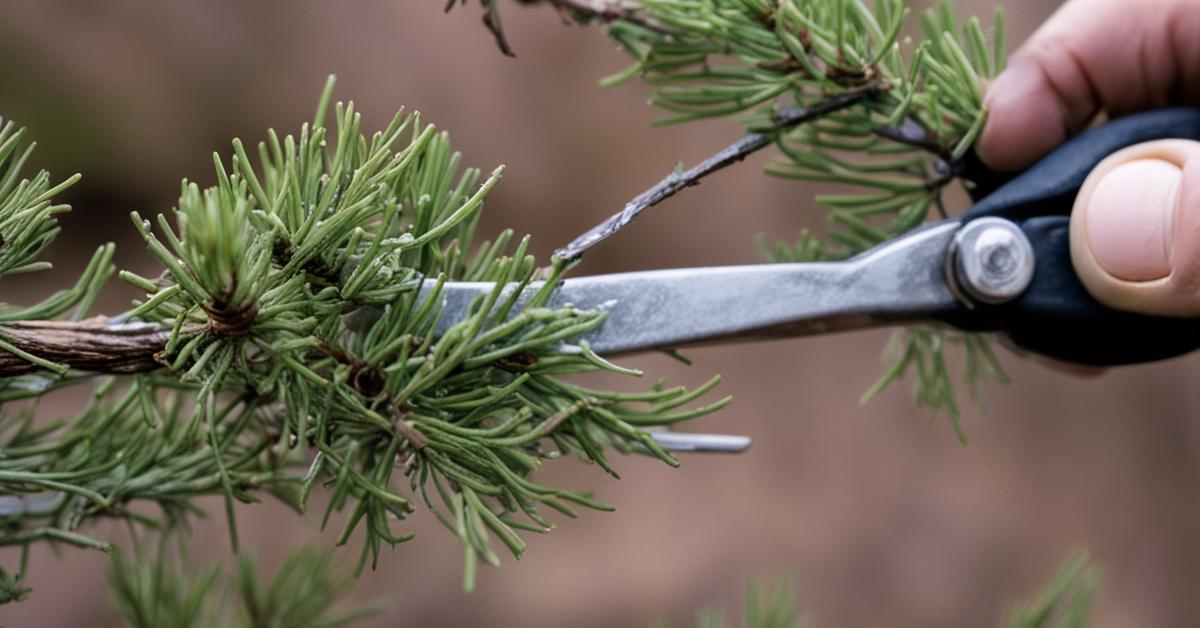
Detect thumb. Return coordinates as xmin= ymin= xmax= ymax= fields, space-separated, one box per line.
xmin=1071 ymin=139 xmax=1200 ymax=316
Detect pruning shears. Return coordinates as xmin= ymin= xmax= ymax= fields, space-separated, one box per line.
xmin=5 ymin=110 xmax=1198 ymax=518
xmin=425 ymin=108 xmax=1200 ymax=444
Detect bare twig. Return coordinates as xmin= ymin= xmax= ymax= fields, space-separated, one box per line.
xmin=456 ymin=0 xmax=669 ymax=57
xmin=522 ymin=0 xmax=668 ymax=32
xmin=872 ymin=117 xmax=952 ymax=162
xmin=554 ymin=81 xmax=883 ymax=261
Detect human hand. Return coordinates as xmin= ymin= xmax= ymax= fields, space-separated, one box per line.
xmin=976 ymin=0 xmax=1200 ymax=315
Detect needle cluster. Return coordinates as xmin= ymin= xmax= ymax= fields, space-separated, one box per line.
xmin=0 ymin=77 xmax=727 ymax=601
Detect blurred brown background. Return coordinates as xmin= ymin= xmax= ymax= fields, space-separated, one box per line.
xmin=3 ymin=1 xmax=1200 ymax=626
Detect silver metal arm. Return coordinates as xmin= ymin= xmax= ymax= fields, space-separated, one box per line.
xmin=429 ymin=221 xmax=964 ymax=355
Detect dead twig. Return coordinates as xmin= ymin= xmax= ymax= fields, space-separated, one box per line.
xmin=555 ymin=81 xmax=885 ymax=261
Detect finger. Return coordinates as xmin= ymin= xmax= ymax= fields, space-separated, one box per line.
xmin=1070 ymin=139 xmax=1200 ymax=316
xmin=977 ymin=0 xmax=1200 ymax=171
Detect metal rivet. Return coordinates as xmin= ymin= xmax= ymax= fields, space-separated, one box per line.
xmin=951 ymin=217 xmax=1035 ymax=305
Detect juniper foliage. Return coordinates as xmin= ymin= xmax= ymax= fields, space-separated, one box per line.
xmin=0 ymin=76 xmax=727 ymax=600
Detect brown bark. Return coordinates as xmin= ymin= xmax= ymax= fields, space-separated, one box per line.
xmin=0 ymin=319 xmax=173 ymax=375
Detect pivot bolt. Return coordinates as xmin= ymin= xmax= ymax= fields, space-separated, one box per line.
xmin=952 ymin=217 xmax=1035 ymax=304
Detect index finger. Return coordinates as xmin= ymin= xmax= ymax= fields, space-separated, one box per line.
xmin=977 ymin=0 xmax=1200 ymax=171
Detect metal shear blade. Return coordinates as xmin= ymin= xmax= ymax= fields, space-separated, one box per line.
xmin=430 ymin=221 xmax=964 ymax=355
xmin=421 ymin=221 xmax=981 ymax=458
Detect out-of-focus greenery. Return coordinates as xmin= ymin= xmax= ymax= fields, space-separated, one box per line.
xmin=109 ymin=540 xmax=381 ymax=628
xmin=656 ymin=551 xmax=1099 ymax=628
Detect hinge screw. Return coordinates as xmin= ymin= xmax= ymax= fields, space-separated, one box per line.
xmin=951 ymin=217 xmax=1036 ymax=305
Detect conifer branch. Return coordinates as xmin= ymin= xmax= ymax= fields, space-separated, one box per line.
xmin=0 ymin=78 xmax=728 ymax=598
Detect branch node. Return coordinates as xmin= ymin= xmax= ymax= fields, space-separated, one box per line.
xmin=393 ymin=404 xmax=428 ymax=450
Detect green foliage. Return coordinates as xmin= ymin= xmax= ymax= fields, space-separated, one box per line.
xmin=105 ymin=546 xmax=1099 ymax=628
xmin=1003 ymin=551 xmax=1102 ymax=628
xmin=109 ymin=540 xmax=378 ymax=628
xmin=574 ymin=0 xmax=1011 ymax=439
xmin=109 ymin=539 xmax=223 ymax=628
xmin=0 ymin=562 xmax=30 ymax=605
xmin=0 ymin=119 xmax=79 ymax=278
xmin=669 ymin=552 xmax=1099 ymax=628
xmin=0 ymin=118 xmax=110 ymax=329
xmin=235 ymin=546 xmax=379 ymax=628
xmin=0 ymin=77 xmax=725 ymax=597
xmin=691 ymin=576 xmax=807 ymax=628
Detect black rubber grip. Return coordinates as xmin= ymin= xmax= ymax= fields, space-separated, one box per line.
xmin=945 ymin=108 xmax=1200 ymax=365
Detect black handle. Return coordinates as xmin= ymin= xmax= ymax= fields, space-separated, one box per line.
xmin=945 ymin=108 xmax=1200 ymax=365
